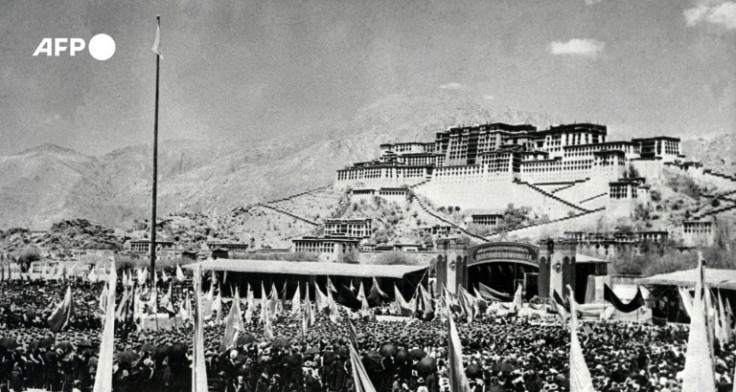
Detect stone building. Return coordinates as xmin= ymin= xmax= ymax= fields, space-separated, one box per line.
xmin=291 ymin=236 xmax=360 ymax=262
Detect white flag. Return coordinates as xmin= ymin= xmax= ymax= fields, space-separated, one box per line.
xmin=291 ymin=282 xmax=301 ymax=316
xmin=176 ymin=264 xmax=185 ymax=282
xmin=151 ymin=16 xmax=163 ymax=58
xmin=88 ymin=267 xmax=98 ymax=282
xmin=245 ymin=283 xmax=255 ymax=322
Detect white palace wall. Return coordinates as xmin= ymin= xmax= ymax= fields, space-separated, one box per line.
xmin=335 ymin=175 xmax=427 ymax=190
xmin=414 ymin=173 xmax=578 ymax=220
xmin=518 ymin=168 xmax=591 ymax=184
xmin=497 ymin=209 xmax=607 ymax=240
xmin=630 ymin=160 xmax=663 ymax=182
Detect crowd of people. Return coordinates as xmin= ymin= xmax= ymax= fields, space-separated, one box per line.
xmin=0 ymin=273 xmax=734 ymax=392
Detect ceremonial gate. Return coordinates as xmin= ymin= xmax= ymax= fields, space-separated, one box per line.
xmin=468 ymin=242 xmax=540 ymax=300
xmin=436 ymin=238 xmax=583 ymax=301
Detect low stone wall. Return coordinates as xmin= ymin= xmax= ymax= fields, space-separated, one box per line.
xmin=357 ymin=251 xmax=436 ymax=266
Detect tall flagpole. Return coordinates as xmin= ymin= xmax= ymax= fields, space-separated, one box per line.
xmin=151 ymin=15 xmax=161 ymax=293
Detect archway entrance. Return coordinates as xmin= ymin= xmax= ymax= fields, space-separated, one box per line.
xmin=467 ymin=242 xmax=540 ymax=300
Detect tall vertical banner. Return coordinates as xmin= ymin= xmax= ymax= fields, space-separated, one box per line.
xmin=347 ymin=320 xmax=377 ymax=392
xmin=567 ymin=285 xmax=594 ymax=392
xmin=447 ymin=314 xmax=471 ymax=392
xmin=191 ymin=264 xmax=208 ymax=391
xmin=93 ymin=259 xmax=117 ymax=392
xmin=245 ymin=283 xmax=254 ymax=323
xmin=682 ymin=254 xmax=716 ymax=392
xmin=306 ymin=284 xmax=315 ymax=326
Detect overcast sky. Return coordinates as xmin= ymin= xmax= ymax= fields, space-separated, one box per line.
xmin=1 ymin=0 xmax=735 ymax=155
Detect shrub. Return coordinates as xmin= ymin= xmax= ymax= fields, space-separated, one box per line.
xmin=465 ymin=223 xmax=492 ymax=236
xmin=613 ymin=219 xmax=736 ymax=276
xmin=613 ymin=255 xmax=646 ymax=276
xmin=666 ymin=172 xmax=703 ymax=200
xmin=627 ymin=165 xmax=641 ymax=179
xmin=495 ymin=203 xmax=536 ymax=232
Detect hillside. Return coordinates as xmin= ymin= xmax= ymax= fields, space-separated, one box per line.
xmin=0 ymin=219 xmax=125 ymax=256
xmin=682 ymin=133 xmax=736 ymax=175
xmin=0 ymin=88 xmax=552 ymax=230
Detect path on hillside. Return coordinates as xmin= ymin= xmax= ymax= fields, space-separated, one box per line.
xmin=256 ymin=204 xmax=319 ymax=226
xmin=239 ymin=185 xmax=334 ymax=227
xmin=513 ymin=180 xmax=591 ymax=213
xmin=486 ymin=207 xmax=606 ymax=240
xmin=406 ymin=188 xmax=489 ymax=242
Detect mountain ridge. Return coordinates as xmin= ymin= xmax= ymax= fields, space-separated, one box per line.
xmin=0 ymin=89 xmax=732 ymax=230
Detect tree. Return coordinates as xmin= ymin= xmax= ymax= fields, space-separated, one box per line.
xmin=374 ymin=251 xmax=417 ymax=265
xmin=341 ymin=250 xmax=360 ymax=264
xmin=627 ymin=165 xmax=641 ymax=179
xmin=466 ymin=224 xmax=492 ymax=236
xmin=16 ymin=245 xmax=41 ymax=270
xmin=373 ymin=229 xmax=390 ymax=244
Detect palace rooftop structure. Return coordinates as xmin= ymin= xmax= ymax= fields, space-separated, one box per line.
xmin=336 ymin=121 xmax=687 ymax=223
xmin=337 ymin=122 xmax=683 ymax=190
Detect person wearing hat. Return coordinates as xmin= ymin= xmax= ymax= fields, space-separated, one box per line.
xmin=138 ymin=357 xmax=156 ymax=392
xmin=254 ymin=371 xmax=270 ymax=392
xmin=416 ymin=377 xmax=429 ymax=392
xmin=232 ymin=375 xmax=248 ymax=392
xmin=424 ymin=369 xmax=440 ymax=392
xmin=304 ymin=364 xmax=322 ymax=392
xmin=268 ymin=373 xmax=282 ymax=391
xmin=218 ymin=348 xmax=241 ymax=390
xmin=70 ymin=379 xmax=83 ymax=392
xmin=43 ymin=347 xmax=60 ymax=391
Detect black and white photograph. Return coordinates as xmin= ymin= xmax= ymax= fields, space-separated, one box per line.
xmin=1 ymin=0 xmax=736 ymax=391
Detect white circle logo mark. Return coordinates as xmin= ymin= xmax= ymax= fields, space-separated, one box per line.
xmin=88 ymin=34 xmax=115 ymax=61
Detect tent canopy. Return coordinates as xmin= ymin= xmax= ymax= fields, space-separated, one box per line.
xmin=183 ymin=258 xmax=428 ymax=279
xmin=638 ymin=268 xmax=736 ymax=290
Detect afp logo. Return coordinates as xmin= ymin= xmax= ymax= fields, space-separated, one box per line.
xmin=33 ymin=34 xmax=116 ymax=61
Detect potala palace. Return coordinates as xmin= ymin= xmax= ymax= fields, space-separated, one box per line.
xmin=334 ymin=122 xmax=735 ymax=245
